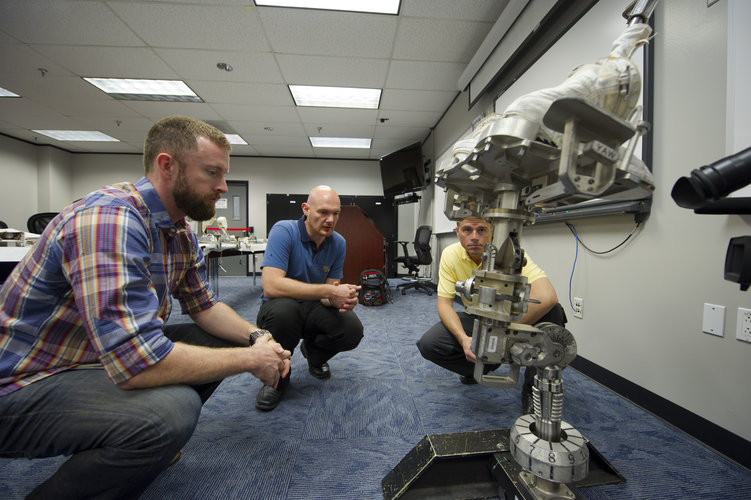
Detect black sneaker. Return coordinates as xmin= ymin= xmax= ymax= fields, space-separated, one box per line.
xmin=459 ymin=374 xmax=477 ymax=385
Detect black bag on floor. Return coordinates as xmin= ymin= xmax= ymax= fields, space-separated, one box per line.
xmin=358 ymin=269 xmax=393 ymax=306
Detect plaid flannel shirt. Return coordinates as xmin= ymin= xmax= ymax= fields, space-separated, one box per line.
xmin=0 ymin=177 xmax=217 ymax=395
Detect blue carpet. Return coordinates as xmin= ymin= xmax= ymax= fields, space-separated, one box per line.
xmin=1 ymin=276 xmax=750 ymax=499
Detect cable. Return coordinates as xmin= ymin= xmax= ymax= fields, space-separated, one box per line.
xmin=566 ymin=220 xmax=642 ymax=311
xmin=568 ymin=223 xmax=579 ymax=311
xmin=565 ymin=221 xmax=641 ymax=255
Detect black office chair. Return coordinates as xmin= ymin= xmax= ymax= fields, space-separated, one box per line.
xmin=394 ymin=225 xmax=436 ymax=295
xmin=27 ymin=212 xmax=59 ymax=234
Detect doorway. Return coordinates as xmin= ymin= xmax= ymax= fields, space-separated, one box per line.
xmin=212 ymin=180 xmax=249 ymax=277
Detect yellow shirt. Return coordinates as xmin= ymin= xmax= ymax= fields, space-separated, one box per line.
xmin=437 ymin=241 xmax=547 ymax=306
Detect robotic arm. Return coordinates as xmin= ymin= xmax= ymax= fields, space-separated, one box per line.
xmin=434 ymin=0 xmax=657 ymax=495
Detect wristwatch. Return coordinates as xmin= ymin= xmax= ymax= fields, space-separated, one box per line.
xmin=249 ymin=328 xmax=271 ymax=345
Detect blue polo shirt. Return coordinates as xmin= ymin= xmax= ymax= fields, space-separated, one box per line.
xmin=260 ymin=216 xmax=346 ymax=301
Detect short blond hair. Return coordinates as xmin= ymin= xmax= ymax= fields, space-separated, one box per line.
xmin=143 ymin=116 xmax=231 ymax=173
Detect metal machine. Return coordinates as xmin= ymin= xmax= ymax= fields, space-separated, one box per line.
xmin=383 ymin=1 xmax=657 ymax=498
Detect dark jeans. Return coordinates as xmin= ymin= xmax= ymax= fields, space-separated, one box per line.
xmin=257 ymin=298 xmax=363 ymax=369
xmin=0 ymin=323 xmax=240 ymax=500
xmin=416 ymin=303 xmax=568 ymax=391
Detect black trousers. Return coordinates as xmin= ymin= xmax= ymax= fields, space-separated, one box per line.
xmin=257 ymin=298 xmax=363 ymax=368
xmin=416 ymin=303 xmax=567 ymax=391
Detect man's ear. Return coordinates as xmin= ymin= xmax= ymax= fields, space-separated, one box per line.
xmin=154 ymin=152 xmax=177 ymax=181
xmin=301 ymin=202 xmax=310 ymax=217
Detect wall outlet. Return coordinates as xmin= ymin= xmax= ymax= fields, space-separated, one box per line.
xmin=702 ymin=303 xmax=725 ymax=337
xmin=573 ymin=297 xmax=583 ymax=319
xmin=736 ymin=308 xmax=751 ymax=343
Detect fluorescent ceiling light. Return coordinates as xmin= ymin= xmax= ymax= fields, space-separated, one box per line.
xmin=290 ymin=85 xmax=381 ymax=109
xmin=0 ymin=86 xmax=20 ymax=97
xmin=255 ymin=0 xmax=400 ymax=15
xmin=32 ymin=130 xmax=119 ymax=142
xmin=83 ymin=77 xmax=202 ymax=102
xmin=310 ymin=137 xmax=371 ymax=148
xmin=224 ymin=134 xmax=247 ymax=145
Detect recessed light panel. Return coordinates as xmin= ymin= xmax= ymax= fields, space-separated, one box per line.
xmin=310 ymin=137 xmax=371 ymax=148
xmin=290 ymin=85 xmax=381 ymax=109
xmin=255 ymin=0 xmax=400 ymax=15
xmin=225 ymin=134 xmax=248 ymax=145
xmin=0 ymin=86 xmax=20 ymax=97
xmin=83 ymin=77 xmax=202 ymax=102
xmin=32 ymin=130 xmax=119 ymax=142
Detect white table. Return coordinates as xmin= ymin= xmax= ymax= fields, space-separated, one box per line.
xmin=201 ymin=242 xmax=267 ymax=294
xmin=0 ymin=246 xmax=32 ymax=262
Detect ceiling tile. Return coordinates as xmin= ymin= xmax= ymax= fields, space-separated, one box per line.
xmin=401 ymin=0 xmax=506 ymax=22
xmin=211 ymin=103 xmax=301 ymax=123
xmin=386 ymin=60 xmax=466 ymax=91
xmin=393 ymin=17 xmax=493 ymax=63
xmin=2 ymin=74 xmax=109 ymax=101
xmin=156 ymin=49 xmax=284 ymax=84
xmin=0 ymin=0 xmax=144 ymax=46
xmin=258 ymin=8 xmax=397 ymax=58
xmin=189 ymin=81 xmax=292 ymax=106
xmin=276 ymin=54 xmax=389 ymax=88
xmin=117 ymin=101 xmax=223 ymax=122
xmin=109 ymin=2 xmax=270 ymax=51
xmin=305 ymin=123 xmax=376 ymax=138
xmin=33 ymin=98 xmax=144 ymax=119
xmin=296 ymin=107 xmax=379 ymax=127
xmin=33 ymin=45 xmax=180 ymax=79
xmin=231 ymin=122 xmax=306 ymax=136
xmin=377 ymin=109 xmax=442 ymax=128
xmin=0 ymin=44 xmax=73 ymax=78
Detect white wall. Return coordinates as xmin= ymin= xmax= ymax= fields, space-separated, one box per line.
xmin=37 ymin=146 xmax=73 ymax=212
xmin=430 ymin=0 xmax=751 ymax=442
xmin=71 ymin=154 xmax=382 ymax=238
xmin=0 ymin=135 xmax=39 ymax=230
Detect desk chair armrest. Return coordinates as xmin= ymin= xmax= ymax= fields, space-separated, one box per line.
xmin=395 ymin=240 xmax=411 ymax=256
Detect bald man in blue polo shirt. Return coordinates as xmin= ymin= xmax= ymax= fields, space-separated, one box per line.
xmin=255 ymin=185 xmax=364 ymax=411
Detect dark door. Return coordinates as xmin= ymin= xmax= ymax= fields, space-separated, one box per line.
xmin=213 ymin=180 xmax=249 ymax=276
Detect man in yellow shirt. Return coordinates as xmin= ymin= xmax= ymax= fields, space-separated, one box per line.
xmin=416 ymin=217 xmax=566 ymax=413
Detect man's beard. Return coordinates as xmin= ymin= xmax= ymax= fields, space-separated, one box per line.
xmin=173 ymin=169 xmax=216 ymax=221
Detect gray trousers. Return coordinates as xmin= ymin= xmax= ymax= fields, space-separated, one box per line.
xmin=0 ymin=323 xmax=240 ymax=500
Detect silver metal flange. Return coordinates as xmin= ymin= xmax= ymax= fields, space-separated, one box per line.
xmin=509 ymin=414 xmax=589 ymax=484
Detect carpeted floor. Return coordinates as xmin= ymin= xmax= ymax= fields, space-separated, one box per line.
xmin=1 ymin=276 xmax=750 ymax=499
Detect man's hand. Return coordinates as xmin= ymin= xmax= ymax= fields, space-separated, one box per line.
xmin=248 ymin=335 xmax=291 ymax=388
xmin=461 ymin=335 xmax=476 ymax=363
xmin=327 ymin=281 xmax=361 ymax=312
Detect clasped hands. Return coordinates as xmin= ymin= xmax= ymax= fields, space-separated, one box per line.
xmin=250 ymin=335 xmax=291 ymax=388
xmin=328 ymin=281 xmax=361 ymax=312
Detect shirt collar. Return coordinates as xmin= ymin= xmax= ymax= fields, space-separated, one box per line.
xmin=134 ymin=177 xmax=186 ymax=232
xmin=297 ymin=215 xmax=328 ymax=248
